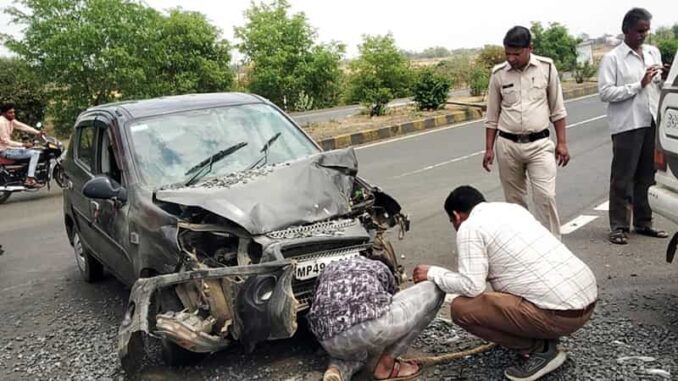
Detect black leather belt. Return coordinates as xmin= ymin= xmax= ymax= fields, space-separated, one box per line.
xmin=498 ymin=129 xmax=550 ymax=143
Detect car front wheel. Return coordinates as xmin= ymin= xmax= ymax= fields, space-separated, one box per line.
xmin=72 ymin=230 xmax=104 ymax=282
xmin=0 ymin=191 xmax=11 ymax=204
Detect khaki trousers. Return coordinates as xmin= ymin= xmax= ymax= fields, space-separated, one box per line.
xmin=496 ymin=136 xmax=561 ymax=238
xmin=451 ymin=292 xmax=594 ymax=354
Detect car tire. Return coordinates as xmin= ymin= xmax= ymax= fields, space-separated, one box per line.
xmin=0 ymin=191 xmax=11 ymax=204
xmin=72 ymin=230 xmax=104 ymax=283
xmin=155 ymin=289 xmax=206 ymax=367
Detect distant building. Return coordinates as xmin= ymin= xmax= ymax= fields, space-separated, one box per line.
xmin=577 ymin=40 xmax=594 ymax=65
xmin=606 ymin=35 xmax=623 ymax=46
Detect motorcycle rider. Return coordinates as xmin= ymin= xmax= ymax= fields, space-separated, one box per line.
xmin=0 ymin=103 xmax=45 ymax=188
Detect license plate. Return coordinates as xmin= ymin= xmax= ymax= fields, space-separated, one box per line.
xmin=294 ymin=252 xmax=360 ymax=280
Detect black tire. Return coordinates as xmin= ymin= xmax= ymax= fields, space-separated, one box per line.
xmin=72 ymin=230 xmax=104 ymax=283
xmin=0 ymin=191 xmax=10 ymax=204
xmin=160 ymin=338 xmax=205 ymax=367
xmin=52 ymin=163 xmax=67 ymax=188
xmin=155 ymin=288 xmax=206 ymax=367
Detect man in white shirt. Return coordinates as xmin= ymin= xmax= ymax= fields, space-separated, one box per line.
xmin=0 ymin=103 xmax=44 ymax=188
xmin=598 ymin=8 xmax=670 ymax=245
xmin=413 ymin=186 xmax=597 ymax=381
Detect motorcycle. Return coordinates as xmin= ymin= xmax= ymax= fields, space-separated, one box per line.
xmin=0 ymin=124 xmax=66 ymax=204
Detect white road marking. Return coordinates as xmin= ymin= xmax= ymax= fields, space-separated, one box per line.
xmin=393 ymin=150 xmax=485 ymax=179
xmin=595 ymin=201 xmax=609 ymax=211
xmin=391 ymin=114 xmax=608 ymax=179
xmin=561 ymin=215 xmax=599 ymax=235
xmin=566 ymin=114 xmax=607 ymax=129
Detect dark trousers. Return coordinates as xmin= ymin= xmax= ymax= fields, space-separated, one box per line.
xmin=609 ymin=125 xmax=656 ymax=232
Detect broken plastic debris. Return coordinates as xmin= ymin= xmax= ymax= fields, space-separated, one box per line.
xmin=645 ymin=369 xmax=671 ymax=379
xmin=616 ymin=356 xmax=656 ymax=363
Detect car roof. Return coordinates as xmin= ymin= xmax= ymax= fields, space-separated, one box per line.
xmin=87 ymin=92 xmax=265 ymax=119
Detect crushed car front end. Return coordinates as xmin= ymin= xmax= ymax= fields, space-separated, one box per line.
xmin=118 ymin=148 xmax=409 ymax=370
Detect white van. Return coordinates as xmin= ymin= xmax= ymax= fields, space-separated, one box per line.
xmin=648 ymin=51 xmax=678 ymax=263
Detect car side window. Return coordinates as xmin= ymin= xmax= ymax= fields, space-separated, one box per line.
xmin=75 ymin=122 xmax=97 ymax=172
xmin=98 ymin=125 xmax=122 ymax=185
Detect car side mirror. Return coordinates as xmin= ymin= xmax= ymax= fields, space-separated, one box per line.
xmin=83 ymin=175 xmax=128 ymax=203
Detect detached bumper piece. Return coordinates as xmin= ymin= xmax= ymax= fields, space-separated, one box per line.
xmin=118 ymin=262 xmax=297 ymax=372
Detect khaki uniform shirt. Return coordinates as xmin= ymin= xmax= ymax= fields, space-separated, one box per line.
xmin=485 ymin=54 xmax=567 ymax=134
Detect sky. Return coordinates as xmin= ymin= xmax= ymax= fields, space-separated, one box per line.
xmin=1 ymin=0 xmax=677 ymax=58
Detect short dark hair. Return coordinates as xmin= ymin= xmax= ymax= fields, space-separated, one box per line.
xmin=444 ymin=186 xmax=486 ymax=216
xmin=503 ymin=26 xmax=532 ymax=48
xmin=0 ymin=103 xmax=15 ymax=114
xmin=622 ymin=8 xmax=652 ymax=34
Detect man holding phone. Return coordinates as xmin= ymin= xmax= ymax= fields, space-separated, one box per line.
xmin=598 ymin=7 xmax=670 ymax=245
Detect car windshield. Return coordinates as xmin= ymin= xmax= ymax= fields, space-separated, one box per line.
xmin=128 ymin=103 xmax=319 ymax=187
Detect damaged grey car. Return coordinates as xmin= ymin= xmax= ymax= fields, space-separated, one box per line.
xmin=60 ymin=93 xmax=410 ymax=370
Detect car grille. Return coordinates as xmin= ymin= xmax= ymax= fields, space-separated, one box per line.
xmin=266 ymin=219 xmax=358 ymax=240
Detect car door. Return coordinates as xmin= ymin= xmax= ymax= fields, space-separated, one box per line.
xmin=67 ymin=117 xmax=104 ymax=260
xmin=88 ymin=115 xmax=136 ymax=285
xmin=657 ymin=53 xmax=678 ymax=175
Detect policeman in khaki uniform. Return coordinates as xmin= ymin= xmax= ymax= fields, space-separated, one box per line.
xmin=483 ymin=26 xmax=569 ymax=239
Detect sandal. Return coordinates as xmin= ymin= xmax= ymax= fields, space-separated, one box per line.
xmin=608 ymin=230 xmax=628 ymax=245
xmin=323 ymin=367 xmax=343 ymax=381
xmin=634 ymin=227 xmax=669 ymax=238
xmin=374 ymin=359 xmax=422 ymax=381
xmin=24 ymin=178 xmax=45 ymax=189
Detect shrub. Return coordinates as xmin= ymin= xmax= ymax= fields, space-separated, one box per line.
xmin=573 ymin=61 xmax=597 ymax=83
xmin=657 ymin=39 xmax=678 ymax=65
xmin=469 ymin=66 xmax=489 ymax=97
xmin=412 ymin=68 xmax=451 ymax=110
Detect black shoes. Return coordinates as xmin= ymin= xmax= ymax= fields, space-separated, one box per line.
xmin=504 ymin=340 xmax=567 ymax=381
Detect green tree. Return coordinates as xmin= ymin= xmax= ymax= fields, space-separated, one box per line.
xmin=530 ymin=22 xmax=578 ymax=72
xmin=476 ymin=45 xmax=505 ymax=71
xmin=0 ymin=57 xmax=48 ymax=126
xmin=346 ymin=34 xmax=412 ymax=116
xmin=3 ymin=0 xmax=234 ymax=136
xmin=412 ymin=68 xmax=451 ymax=110
xmin=653 ymin=24 xmax=678 ymax=65
xmin=469 ymin=66 xmax=489 ymax=97
xmin=144 ymin=10 xmax=234 ymax=96
xmin=235 ymin=0 xmax=344 ymax=110
xmin=657 ymin=39 xmax=678 ymax=65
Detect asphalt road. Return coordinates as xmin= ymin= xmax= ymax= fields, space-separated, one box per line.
xmin=291 ymin=88 xmax=470 ymax=126
xmin=1 ymin=94 xmax=677 ymax=380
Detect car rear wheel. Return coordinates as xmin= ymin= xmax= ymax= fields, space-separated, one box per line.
xmin=72 ymin=230 xmax=104 ymax=282
xmin=0 ymin=191 xmax=11 ymax=204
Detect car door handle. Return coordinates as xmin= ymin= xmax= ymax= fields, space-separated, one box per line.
xmin=90 ymin=201 xmax=100 ymax=223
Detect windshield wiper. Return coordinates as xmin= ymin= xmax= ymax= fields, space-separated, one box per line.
xmin=184 ymin=141 xmax=248 ymax=186
xmin=246 ymin=132 xmax=282 ymax=170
